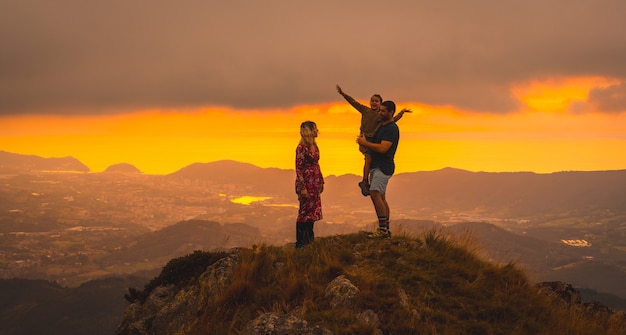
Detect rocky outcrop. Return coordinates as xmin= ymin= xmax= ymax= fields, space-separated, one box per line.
xmin=115 ymin=249 xmax=394 ymax=335
xmin=536 ymin=281 xmax=582 ymax=306
xmin=536 ymin=281 xmax=624 ymax=319
xmin=115 ymin=252 xmax=240 ymax=335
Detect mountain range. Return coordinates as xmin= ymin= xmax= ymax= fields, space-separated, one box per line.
xmin=3 ymin=149 xmax=626 ymax=218
xmin=390 ymin=167 xmax=626 ymax=216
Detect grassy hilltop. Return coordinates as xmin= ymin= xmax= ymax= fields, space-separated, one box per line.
xmin=119 ymin=230 xmax=626 ymax=335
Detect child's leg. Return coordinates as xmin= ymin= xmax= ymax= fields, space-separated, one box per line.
xmin=358 ymin=154 xmax=372 ymax=196
xmin=363 ymin=154 xmax=372 ymax=182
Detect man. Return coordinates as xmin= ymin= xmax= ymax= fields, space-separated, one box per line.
xmin=356 ymin=100 xmax=404 ymax=239
xmin=336 ymin=84 xmax=409 ymax=196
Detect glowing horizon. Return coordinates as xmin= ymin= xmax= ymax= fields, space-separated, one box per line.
xmin=1 ymin=77 xmax=625 ymax=177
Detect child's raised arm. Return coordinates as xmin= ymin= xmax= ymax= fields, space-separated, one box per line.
xmin=393 ymin=108 xmax=412 ymax=122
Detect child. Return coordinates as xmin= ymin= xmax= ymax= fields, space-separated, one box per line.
xmin=336 ymin=84 xmax=410 ymax=196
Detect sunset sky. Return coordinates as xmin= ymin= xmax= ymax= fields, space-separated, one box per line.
xmin=1 ymin=1 xmax=625 ymax=176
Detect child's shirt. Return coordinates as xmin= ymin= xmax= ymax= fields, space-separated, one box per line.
xmin=341 ymin=94 xmax=404 ymax=138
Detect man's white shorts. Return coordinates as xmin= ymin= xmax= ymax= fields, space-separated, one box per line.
xmin=369 ymin=168 xmax=391 ymax=194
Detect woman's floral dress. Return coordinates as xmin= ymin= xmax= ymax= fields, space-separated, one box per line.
xmin=295 ymin=142 xmax=324 ymax=222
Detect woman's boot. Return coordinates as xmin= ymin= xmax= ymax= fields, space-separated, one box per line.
xmin=304 ymin=221 xmax=314 ymax=245
xmin=296 ymin=221 xmax=306 ymax=249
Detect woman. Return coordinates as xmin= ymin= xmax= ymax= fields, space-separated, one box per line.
xmin=295 ymin=121 xmax=324 ymax=249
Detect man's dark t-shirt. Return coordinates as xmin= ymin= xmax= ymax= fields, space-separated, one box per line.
xmin=371 ymin=121 xmax=400 ymax=176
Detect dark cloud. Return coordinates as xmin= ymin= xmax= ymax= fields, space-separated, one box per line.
xmin=588 ymin=84 xmax=626 ymax=113
xmin=1 ymin=0 xmax=626 ymax=115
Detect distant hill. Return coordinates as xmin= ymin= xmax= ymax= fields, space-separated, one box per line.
xmin=0 ymin=150 xmax=89 ymax=173
xmin=388 ymin=168 xmax=626 ymax=216
xmin=0 ymin=276 xmax=149 ymax=335
xmin=103 ymin=220 xmax=262 ymax=264
xmin=169 ymin=160 xmax=294 ymax=196
xmin=104 ymin=163 xmax=141 ymax=174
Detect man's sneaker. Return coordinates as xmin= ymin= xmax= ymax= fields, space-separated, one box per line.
xmin=358 ymin=181 xmax=370 ymax=196
xmin=367 ymin=229 xmax=391 ymax=239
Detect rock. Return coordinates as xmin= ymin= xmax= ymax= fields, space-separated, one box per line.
xmin=324 ymin=275 xmax=359 ymax=309
xmin=243 ymin=312 xmax=333 ymax=335
xmin=536 ymin=281 xmax=581 ymax=306
xmin=356 ymin=309 xmax=380 ymax=329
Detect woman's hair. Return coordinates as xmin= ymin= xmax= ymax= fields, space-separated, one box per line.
xmin=381 ymin=100 xmax=396 ymax=114
xmin=371 ymin=94 xmax=383 ymax=103
xmin=300 ymin=121 xmax=317 ymax=146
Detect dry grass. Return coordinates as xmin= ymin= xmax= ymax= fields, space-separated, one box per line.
xmin=143 ymin=230 xmax=625 ymax=334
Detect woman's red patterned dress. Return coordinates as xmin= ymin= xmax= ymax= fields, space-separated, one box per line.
xmin=295 ymin=142 xmax=324 ymax=222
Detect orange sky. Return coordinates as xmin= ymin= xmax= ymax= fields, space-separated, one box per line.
xmin=1 ymin=77 xmax=625 ymax=176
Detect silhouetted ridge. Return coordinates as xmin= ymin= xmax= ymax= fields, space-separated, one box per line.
xmin=0 ymin=150 xmax=89 ymax=173
xmin=1 ymin=277 xmax=148 ymax=335
xmin=169 ymin=160 xmax=293 ymax=193
xmin=106 ymin=220 xmax=261 ymax=263
xmin=104 ymin=163 xmax=141 ymax=174
xmin=390 ymin=169 xmax=626 ymax=215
